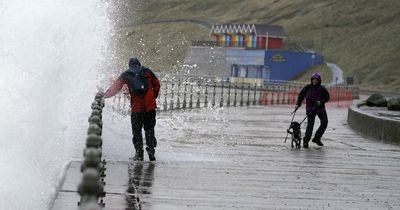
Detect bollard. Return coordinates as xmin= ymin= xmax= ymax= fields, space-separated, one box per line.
xmin=95 ymin=98 xmax=105 ymax=108
xmin=91 ymin=102 xmax=103 ymax=110
xmin=95 ymin=92 xmax=103 ymax=100
xmin=82 ymin=150 xmax=105 ymax=175
xmin=89 ymin=109 xmax=102 ymax=120
xmin=92 ymin=105 xmax=103 ymax=115
xmin=78 ymin=169 xmax=105 ymax=198
xmin=81 ymin=148 xmax=104 ymax=173
xmin=89 ymin=116 xmax=103 ymax=129
xmin=86 ymin=134 xmax=103 ymax=148
xmin=87 ymin=124 xmax=102 ymax=136
xmin=220 ymin=82 xmax=224 ymax=107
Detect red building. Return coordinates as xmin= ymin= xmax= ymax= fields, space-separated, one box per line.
xmin=209 ymin=24 xmax=286 ymax=50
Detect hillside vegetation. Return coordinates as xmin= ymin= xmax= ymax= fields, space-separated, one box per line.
xmin=111 ymin=0 xmax=400 ymax=91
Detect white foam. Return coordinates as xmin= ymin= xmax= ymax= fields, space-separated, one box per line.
xmin=0 ymin=0 xmax=110 ymax=209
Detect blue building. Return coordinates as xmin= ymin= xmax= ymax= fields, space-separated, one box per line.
xmin=226 ymin=49 xmax=324 ymax=83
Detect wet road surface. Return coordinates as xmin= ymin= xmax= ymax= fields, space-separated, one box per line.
xmin=52 ymin=106 xmax=400 ymax=209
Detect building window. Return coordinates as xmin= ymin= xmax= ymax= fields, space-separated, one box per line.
xmin=239 ymin=66 xmax=247 ymax=78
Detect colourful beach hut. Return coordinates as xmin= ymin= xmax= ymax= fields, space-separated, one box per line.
xmin=210 ymin=24 xmax=285 ymax=49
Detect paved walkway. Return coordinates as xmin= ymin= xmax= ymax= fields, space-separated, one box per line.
xmin=53 ymin=106 xmax=400 ymax=209
xmin=326 ymin=63 xmax=344 ymax=85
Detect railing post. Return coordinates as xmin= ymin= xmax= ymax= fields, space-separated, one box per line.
xmin=196 ymin=81 xmax=201 ymax=108
xmin=271 ymin=88 xmax=274 ymax=105
xmin=227 ymin=82 xmax=231 ymax=107
xmin=234 ymin=83 xmax=238 ymax=107
xmin=182 ymin=81 xmax=187 ymax=110
xmin=204 ymin=82 xmax=208 ymax=108
xmin=247 ymin=84 xmax=251 ymax=106
xmin=122 ymin=94 xmax=127 ymax=111
xmin=212 ymin=81 xmax=216 ymax=107
xmin=253 ymin=83 xmax=257 ymax=105
xmin=284 ymin=84 xmax=288 ymax=104
xmin=189 ymin=80 xmax=193 ymax=109
xmin=240 ymin=83 xmax=244 ymax=107
xmin=276 ymin=86 xmax=280 ymax=105
xmin=177 ymin=80 xmax=181 ymax=109
xmin=163 ymin=82 xmax=168 ymax=111
xmin=220 ymin=81 xmax=224 ymax=107
xmin=117 ymin=94 xmax=122 ymax=110
xmin=259 ymin=83 xmax=263 ymax=105
xmin=169 ymin=82 xmax=174 ymax=110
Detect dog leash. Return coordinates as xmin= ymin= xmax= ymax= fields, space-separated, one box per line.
xmin=284 ymin=107 xmax=298 ymax=143
xmin=298 ymin=106 xmax=319 ymax=126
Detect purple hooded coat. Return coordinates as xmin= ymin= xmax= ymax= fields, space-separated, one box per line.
xmin=296 ymin=73 xmax=330 ymax=114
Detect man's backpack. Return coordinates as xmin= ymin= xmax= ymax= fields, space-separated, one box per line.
xmin=128 ymin=67 xmax=149 ymax=95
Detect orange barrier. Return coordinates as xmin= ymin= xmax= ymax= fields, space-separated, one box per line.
xmin=260 ymin=86 xmax=353 ymax=107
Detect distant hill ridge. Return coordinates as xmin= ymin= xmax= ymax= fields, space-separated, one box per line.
xmin=113 ymin=0 xmax=400 ymax=91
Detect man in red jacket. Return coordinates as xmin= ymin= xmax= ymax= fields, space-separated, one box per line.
xmin=103 ymin=58 xmax=160 ymax=161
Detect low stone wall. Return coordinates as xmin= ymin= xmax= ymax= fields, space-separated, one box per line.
xmin=347 ymin=105 xmax=400 ymax=144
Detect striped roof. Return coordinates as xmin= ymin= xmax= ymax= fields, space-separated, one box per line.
xmin=210 ymin=24 xmax=285 ymax=38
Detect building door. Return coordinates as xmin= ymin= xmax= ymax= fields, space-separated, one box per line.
xmin=239 ymin=65 xmax=247 ymax=77
xmin=231 ymin=64 xmax=238 ymax=77
xmin=262 ymin=66 xmax=271 ymax=82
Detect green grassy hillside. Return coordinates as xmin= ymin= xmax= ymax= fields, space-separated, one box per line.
xmin=111 ymin=0 xmax=400 ymax=91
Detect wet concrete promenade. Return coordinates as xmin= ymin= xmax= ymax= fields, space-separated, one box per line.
xmin=53 ymin=106 xmax=400 ymax=210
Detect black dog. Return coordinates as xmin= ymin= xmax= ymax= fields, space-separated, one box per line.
xmin=287 ymin=122 xmax=301 ymax=148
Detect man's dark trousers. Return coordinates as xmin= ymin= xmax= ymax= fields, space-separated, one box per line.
xmin=131 ymin=110 xmax=157 ymax=151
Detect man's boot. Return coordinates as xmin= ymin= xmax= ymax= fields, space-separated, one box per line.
xmin=133 ymin=149 xmax=144 ymax=161
xmin=312 ymin=137 xmax=324 ymax=146
xmin=146 ymin=147 xmax=156 ymax=161
xmin=303 ymin=138 xmax=309 ymax=148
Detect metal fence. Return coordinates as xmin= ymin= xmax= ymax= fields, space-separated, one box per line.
xmin=109 ymin=75 xmax=356 ymax=116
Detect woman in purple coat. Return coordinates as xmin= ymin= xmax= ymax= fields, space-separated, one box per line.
xmin=295 ymin=73 xmax=330 ymax=148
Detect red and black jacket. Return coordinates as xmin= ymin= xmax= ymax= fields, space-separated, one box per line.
xmin=105 ymin=67 xmax=160 ymax=113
